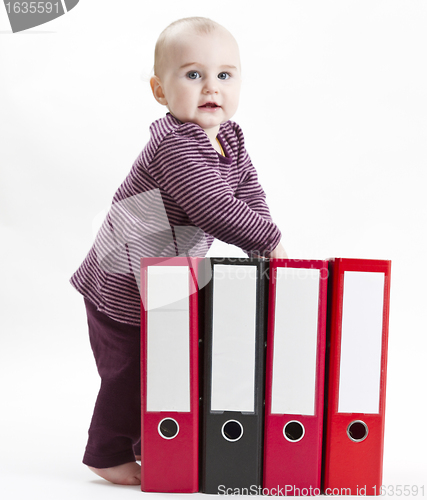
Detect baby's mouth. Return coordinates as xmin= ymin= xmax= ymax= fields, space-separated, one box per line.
xmin=199 ymin=102 xmax=220 ymax=108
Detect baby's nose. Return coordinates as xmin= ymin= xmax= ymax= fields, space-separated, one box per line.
xmin=203 ymin=76 xmax=219 ymax=94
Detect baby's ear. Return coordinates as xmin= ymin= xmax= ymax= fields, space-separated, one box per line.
xmin=150 ymin=76 xmax=168 ymax=106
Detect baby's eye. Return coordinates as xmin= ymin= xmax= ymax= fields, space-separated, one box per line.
xmin=187 ymin=71 xmax=201 ymax=80
xmin=218 ymin=72 xmax=230 ymax=80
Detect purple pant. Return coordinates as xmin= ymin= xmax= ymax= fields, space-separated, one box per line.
xmin=83 ymin=298 xmax=141 ymax=468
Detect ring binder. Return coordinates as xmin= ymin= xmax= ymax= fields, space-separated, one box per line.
xmin=140 ymin=257 xmax=200 ymax=493
xmin=200 ymin=258 xmax=268 ymax=494
xmin=322 ymin=258 xmax=391 ymax=496
xmin=263 ymin=259 xmax=328 ymax=495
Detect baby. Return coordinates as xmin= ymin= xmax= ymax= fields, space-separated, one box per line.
xmin=70 ymin=16 xmax=287 ymax=486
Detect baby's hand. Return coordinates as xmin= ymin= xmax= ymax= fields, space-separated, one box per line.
xmin=268 ymin=242 xmax=288 ymax=259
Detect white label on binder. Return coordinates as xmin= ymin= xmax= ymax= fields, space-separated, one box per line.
xmin=146 ymin=266 xmax=191 ymax=412
xmin=338 ymin=271 xmax=385 ymax=414
xmin=211 ymin=265 xmax=257 ymax=412
xmin=271 ymin=267 xmax=320 ymax=415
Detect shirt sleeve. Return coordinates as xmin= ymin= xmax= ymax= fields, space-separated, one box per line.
xmin=230 ymin=121 xmax=274 ymax=221
xmin=147 ymin=124 xmax=281 ymax=255
xmin=234 ymin=151 xmax=274 ymax=222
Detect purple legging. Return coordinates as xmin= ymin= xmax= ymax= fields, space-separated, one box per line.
xmin=83 ymin=298 xmax=141 ymax=468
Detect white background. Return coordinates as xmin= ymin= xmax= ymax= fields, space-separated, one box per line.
xmin=1 ymin=1 xmax=426 ymax=498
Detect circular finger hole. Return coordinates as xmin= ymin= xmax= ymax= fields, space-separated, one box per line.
xmin=222 ymin=420 xmax=243 ymax=442
xmin=347 ymin=420 xmax=368 ymax=442
xmin=283 ymin=421 xmax=305 ymax=442
xmin=158 ymin=418 xmax=179 ymax=439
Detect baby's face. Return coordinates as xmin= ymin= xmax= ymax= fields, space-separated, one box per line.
xmin=153 ymin=28 xmax=241 ymax=137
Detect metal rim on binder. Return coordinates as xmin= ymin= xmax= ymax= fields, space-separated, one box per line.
xmin=221 ymin=420 xmax=244 ymax=442
xmin=283 ymin=420 xmax=305 ymax=442
xmin=158 ymin=417 xmax=180 ymax=439
xmin=347 ymin=420 xmax=369 ymax=442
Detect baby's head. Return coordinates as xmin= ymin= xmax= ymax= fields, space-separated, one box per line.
xmin=150 ymin=17 xmax=241 ymax=139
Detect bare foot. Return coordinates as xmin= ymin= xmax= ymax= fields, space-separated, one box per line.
xmin=88 ymin=461 xmax=141 ymax=485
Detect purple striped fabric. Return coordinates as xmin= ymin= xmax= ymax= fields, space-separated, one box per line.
xmin=70 ymin=113 xmax=281 ymax=325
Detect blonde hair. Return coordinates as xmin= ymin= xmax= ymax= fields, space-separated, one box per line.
xmin=154 ymin=17 xmax=223 ymax=77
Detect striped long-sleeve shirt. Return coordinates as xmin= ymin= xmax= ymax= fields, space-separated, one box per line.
xmin=70 ymin=113 xmax=281 ymax=325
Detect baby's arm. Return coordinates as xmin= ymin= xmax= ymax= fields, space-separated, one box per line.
xmin=232 ymin=126 xmax=288 ymax=257
xmin=234 ymin=166 xmax=273 ymax=222
xmin=148 ymin=128 xmax=281 ymax=256
xmin=235 ymin=169 xmax=288 ymax=258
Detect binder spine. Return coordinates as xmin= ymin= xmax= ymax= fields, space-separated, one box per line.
xmin=200 ymin=258 xmax=268 ymax=494
xmin=322 ymin=258 xmax=391 ymax=496
xmin=263 ymin=259 xmax=328 ymax=495
xmin=140 ymin=257 xmax=199 ymax=493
